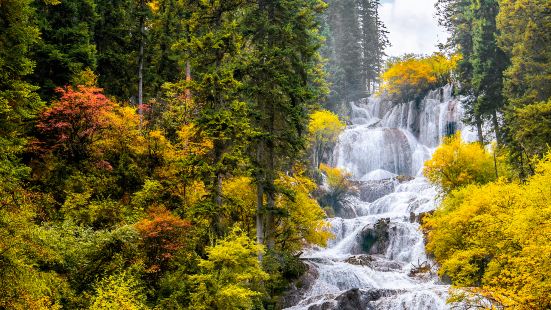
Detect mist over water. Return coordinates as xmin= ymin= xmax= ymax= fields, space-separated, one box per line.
xmin=286 ymin=86 xmax=475 ymax=309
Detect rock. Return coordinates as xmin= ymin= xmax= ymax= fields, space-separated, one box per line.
xmin=345 ymin=254 xmax=374 ymax=266
xmin=278 ymin=262 xmax=319 ymax=308
xmin=369 ymin=258 xmax=403 ymax=272
xmin=334 ymin=202 xmax=358 ymax=219
xmin=409 ymin=210 xmax=434 ymax=224
xmin=356 ymin=179 xmax=396 ymax=202
xmin=351 ymin=218 xmax=390 ymax=254
xmin=395 ymin=175 xmax=415 ymax=183
xmin=307 ymin=288 xmax=403 ymax=310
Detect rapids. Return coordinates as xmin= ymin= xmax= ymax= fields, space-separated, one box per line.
xmin=286 ymin=85 xmax=475 ymax=309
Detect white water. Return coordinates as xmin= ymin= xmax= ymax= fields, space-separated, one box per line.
xmin=287 ymin=86 xmax=475 ymax=309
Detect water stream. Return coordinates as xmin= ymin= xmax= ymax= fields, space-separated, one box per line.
xmin=286 ymin=86 xmax=476 ymax=309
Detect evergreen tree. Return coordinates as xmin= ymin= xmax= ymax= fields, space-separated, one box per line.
xmin=31 ymin=0 xmax=98 ymax=99
xmin=436 ymin=0 xmax=507 ymax=145
xmin=322 ymin=0 xmax=388 ymax=110
xmin=245 ymin=0 xmax=328 ymax=253
xmin=94 ymin=0 xmax=138 ymax=99
xmin=470 ymin=0 xmax=508 ymax=146
xmin=0 ymin=0 xmax=43 ymax=189
xmin=176 ymin=0 xmax=254 ymax=237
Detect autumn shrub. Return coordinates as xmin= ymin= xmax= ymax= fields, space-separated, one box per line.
xmin=189 ymin=228 xmax=268 ymax=310
xmin=380 ymin=53 xmax=460 ymax=102
xmin=274 ymin=171 xmax=332 ymax=252
xmin=423 ymin=153 xmax=551 ymax=309
xmin=423 ymin=132 xmax=505 ymax=192
xmin=89 ymin=271 xmax=148 ymax=310
xmin=135 ymin=207 xmax=191 ymax=275
xmin=317 ymin=164 xmax=356 ymax=212
xmin=36 ymin=86 xmax=113 ymax=162
xmin=308 ymin=110 xmax=345 ymax=169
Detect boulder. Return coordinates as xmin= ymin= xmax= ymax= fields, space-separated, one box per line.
xmin=307 ymin=288 xmax=402 ymax=310
xmin=345 ymin=254 xmax=375 ymax=266
xmin=279 ymin=262 xmax=319 ymax=308
xmin=351 ymin=218 xmax=390 ymax=255
xmin=356 ymin=179 xmax=396 ymax=202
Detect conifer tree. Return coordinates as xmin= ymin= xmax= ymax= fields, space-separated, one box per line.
xmin=31 ymin=0 xmax=97 ymax=99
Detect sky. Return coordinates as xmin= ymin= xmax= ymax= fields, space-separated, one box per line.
xmin=379 ymin=0 xmax=448 ymax=57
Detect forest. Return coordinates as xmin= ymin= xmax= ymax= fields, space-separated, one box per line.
xmin=0 ymin=0 xmax=549 ymax=309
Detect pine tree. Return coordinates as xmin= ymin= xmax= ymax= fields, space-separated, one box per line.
xmin=31 ymin=0 xmax=98 ymax=99
xmin=245 ymin=0 xmax=328 ymax=254
xmin=0 ymin=0 xmax=43 ymax=189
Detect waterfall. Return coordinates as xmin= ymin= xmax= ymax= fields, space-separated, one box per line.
xmin=285 ymin=86 xmax=476 ymax=310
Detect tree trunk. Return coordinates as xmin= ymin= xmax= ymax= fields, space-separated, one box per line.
xmin=138 ymin=0 xmax=145 ymax=128
xmin=185 ymin=60 xmax=191 ymax=100
xmin=476 ymin=114 xmax=484 ymax=145
xmin=256 ymin=182 xmax=264 ymax=261
xmin=492 ymin=110 xmax=501 ymax=147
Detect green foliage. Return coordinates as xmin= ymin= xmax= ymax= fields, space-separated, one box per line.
xmin=508 ymin=99 xmax=551 ymax=159
xmin=31 ymin=0 xmax=98 ymax=99
xmin=423 ymin=153 xmax=551 ymax=308
xmin=497 ymin=0 xmax=551 ymax=107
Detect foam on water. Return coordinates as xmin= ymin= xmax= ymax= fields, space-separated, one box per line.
xmin=286 ymin=86 xmax=474 ymax=309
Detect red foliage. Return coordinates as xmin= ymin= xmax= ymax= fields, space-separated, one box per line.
xmin=37 ymin=86 xmax=113 ymax=161
xmin=135 ymin=207 xmax=191 ymax=273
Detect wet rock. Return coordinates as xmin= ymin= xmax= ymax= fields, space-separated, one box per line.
xmin=345 ymin=254 xmax=374 ymax=266
xmin=351 ymin=218 xmax=390 ymax=255
xmin=279 ymin=262 xmax=319 ymax=308
xmin=395 ymin=175 xmax=415 ymax=183
xmin=356 ymin=179 xmax=396 ymax=202
xmin=369 ymin=258 xmax=403 ymax=272
xmin=334 ymin=202 xmax=358 ymax=219
xmin=307 ymin=288 xmax=403 ymax=310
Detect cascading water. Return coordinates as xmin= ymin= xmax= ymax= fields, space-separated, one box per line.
xmin=285 ymin=85 xmax=476 ymax=309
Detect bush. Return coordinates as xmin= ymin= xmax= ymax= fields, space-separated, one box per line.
xmin=423 ymin=132 xmax=504 ymax=192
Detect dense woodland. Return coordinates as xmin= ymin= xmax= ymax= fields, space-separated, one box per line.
xmin=0 ymin=0 xmax=550 ymax=309
xmin=0 ymin=0 xmax=379 ymax=309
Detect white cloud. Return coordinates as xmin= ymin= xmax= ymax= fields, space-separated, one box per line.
xmin=379 ymin=0 xmax=448 ymax=56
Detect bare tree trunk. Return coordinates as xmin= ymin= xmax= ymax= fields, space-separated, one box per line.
xmin=492 ymin=111 xmax=501 ymax=147
xmin=138 ymin=0 xmax=145 ymax=128
xmin=265 ymin=190 xmax=275 ymax=251
xmin=185 ymin=61 xmax=191 ymax=100
xmin=256 ymin=182 xmax=264 ymax=261
xmin=476 ymin=114 xmax=484 ymax=145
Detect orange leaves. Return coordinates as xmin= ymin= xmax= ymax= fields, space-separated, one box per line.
xmin=135 ymin=207 xmax=191 ymax=272
xmin=37 ymin=85 xmax=113 ymax=161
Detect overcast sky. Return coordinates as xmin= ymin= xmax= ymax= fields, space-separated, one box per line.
xmin=379 ymin=0 xmax=448 ymax=57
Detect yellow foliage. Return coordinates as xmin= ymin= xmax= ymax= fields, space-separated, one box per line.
xmin=177 ymin=123 xmax=213 ymax=157
xmin=319 ymin=163 xmax=353 ymax=193
xmin=189 ymin=229 xmax=268 ymax=310
xmin=380 ymin=53 xmax=459 ymax=102
xmin=308 ymin=110 xmax=345 ymax=168
xmin=308 ymin=110 xmax=345 ymax=145
xmin=423 ymin=132 xmax=502 ymax=192
xmin=423 ymin=153 xmax=551 ymax=309
xmin=89 ymin=272 xmax=148 ymax=310
xmin=274 ymin=169 xmax=332 ymax=251
xmin=222 ymin=176 xmax=257 ymax=232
